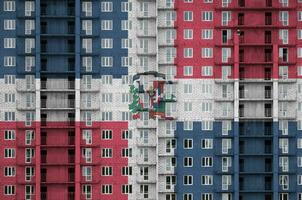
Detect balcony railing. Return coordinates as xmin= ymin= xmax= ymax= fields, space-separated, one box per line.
xmin=41 ymin=99 xmax=75 ymax=109
xmin=41 ymin=81 xmax=75 ymax=90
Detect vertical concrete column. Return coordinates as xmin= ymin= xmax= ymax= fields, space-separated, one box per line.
xmin=75 ymin=0 xmax=81 ymax=199
xmin=35 ymin=0 xmax=41 ymax=199
xmin=233 ymin=31 xmax=240 ymax=200
xmin=272 ymin=44 xmax=279 ymax=200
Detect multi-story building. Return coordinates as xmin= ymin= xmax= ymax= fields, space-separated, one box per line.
xmin=1 ymin=0 xmax=302 ymax=200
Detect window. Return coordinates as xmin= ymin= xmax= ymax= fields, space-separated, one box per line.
xmin=184 ymin=48 xmax=193 ymax=58
xmin=102 ymin=111 xmax=112 ymax=121
xmin=204 ymin=0 xmax=213 ymax=3
xmin=202 ymin=121 xmax=213 ymax=130
xmin=82 ymin=166 xmax=92 ymax=181
xmin=183 ymin=139 xmax=193 ymax=149
xmin=4 ymin=75 xmax=15 ymax=84
xmin=279 ymin=66 xmax=288 ymax=79
xmin=222 ymin=139 xmax=232 ymax=154
xmin=82 ymin=1 xmax=92 ymax=16
xmin=4 ymin=166 xmax=15 ymax=177
xmin=298 ymin=157 xmax=302 ymax=167
xmin=121 ymin=39 xmax=132 ymax=49
xmin=222 ymin=175 xmax=232 ymax=190
xmin=184 ymin=84 xmax=192 ymax=94
xmin=25 ymin=20 xmax=35 ymax=35
xmin=121 ymin=2 xmax=132 ymax=12
xmin=25 ymin=1 xmax=35 ymax=16
xmin=279 ymin=29 xmax=288 ymax=44
xmin=184 ymin=102 xmax=192 ymax=112
xmin=298 ymin=30 xmax=302 ymax=40
xmin=101 ymin=20 xmax=113 ymax=30
xmin=222 ymin=48 xmax=231 ymax=62
xmin=298 ymin=193 xmax=302 ymax=200
xmin=102 ymin=75 xmax=113 ymax=85
xmin=101 ymin=57 xmax=113 ymax=67
xmin=4 ymin=1 xmax=15 ymax=11
xmin=121 ymin=166 xmax=132 ymax=176
xmin=4 ymin=56 xmax=16 ymax=67
xmin=121 ymin=185 xmax=132 ymax=194
xmin=4 ymin=112 xmax=15 ymax=121
xmin=202 ymin=66 xmax=213 ymax=76
xmin=83 ymin=75 xmax=92 ymax=89
xmin=184 ymin=157 xmax=193 ymax=167
xmin=298 ymin=48 xmax=302 ymax=58
xmin=4 ymin=148 xmax=15 ymax=158
xmin=101 ymin=166 xmax=112 ymax=176
xmin=4 ymin=93 xmax=15 ymax=103
xmin=25 ymin=56 xmax=35 ymax=71
xmin=201 ymin=175 xmax=213 ymax=185
xmin=222 ymin=157 xmax=232 ymax=172
xmin=121 ymin=112 xmax=131 ymax=121
xmin=101 ymin=148 xmax=112 ymax=158
xmin=101 ymin=38 xmax=113 ymax=49
xmin=279 ymin=138 xmax=289 ymax=153
xmin=4 ymin=130 xmax=15 ymax=140
xmin=184 ymin=29 xmax=193 ymax=39
xmin=82 ymin=57 xmax=92 ymax=72
xmin=25 ymin=38 xmax=35 ymax=53
xmin=183 ymin=193 xmax=193 ymax=200
xmin=298 ymin=175 xmax=302 ymax=185
xmin=82 ymin=38 xmax=92 ymax=53
xmin=82 ymin=20 xmax=92 ymax=35
xmin=4 ymin=20 xmax=15 ymax=30
xmin=184 ymin=121 xmax=193 ymax=130
xmin=82 ymin=130 xmax=92 ymax=144
xmin=121 ymin=148 xmax=132 ymax=157
xmin=298 ymin=138 xmax=302 ymax=149
xmin=202 ymin=29 xmax=213 ymax=39
xmin=299 ymin=11 xmax=302 ymax=21
xmin=4 ymin=38 xmax=15 ymax=48
xmin=201 ymin=139 xmax=213 ymax=149
xmin=202 ymin=193 xmax=213 ymax=200
xmin=82 ymin=185 xmax=92 ymax=199
xmin=25 ymin=130 xmax=34 ymax=145
xmin=121 ymin=130 xmax=132 ymax=140
xmin=183 ymin=175 xmax=193 ymax=185
xmin=201 ymin=102 xmax=212 ymax=112
xmin=202 ymin=48 xmax=213 ymax=58
xmin=101 ymin=184 xmax=112 ymax=194
xmin=101 ymin=130 xmax=112 ymax=140
xmin=121 ymin=57 xmax=132 ymax=67
xmin=201 ymin=157 xmax=213 ymax=167
xmin=279 ymin=175 xmax=289 ymax=190
xmin=4 ymin=185 xmax=15 ymax=195
xmin=202 ymin=84 xmax=212 ymax=94
xmin=25 ymin=148 xmax=34 ymax=163
xmin=279 ymin=157 xmax=289 ymax=172
xmin=202 ymin=11 xmax=213 ymax=21
xmin=184 ymin=11 xmax=193 ymax=21
xmin=279 ymin=11 xmax=289 ymax=26
xmin=184 ymin=66 xmax=193 ymax=76
xmin=101 ymin=2 xmax=113 ymax=12
xmin=222 ymin=11 xmax=231 ymax=25
xmin=121 ymin=20 xmax=132 ymax=30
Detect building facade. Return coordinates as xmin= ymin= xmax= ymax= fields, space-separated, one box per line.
xmin=1 ymin=0 xmax=302 ymax=200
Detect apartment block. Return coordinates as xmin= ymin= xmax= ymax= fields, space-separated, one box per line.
xmin=1 ymin=0 xmax=302 ymax=200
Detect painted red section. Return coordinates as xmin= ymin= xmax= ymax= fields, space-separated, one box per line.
xmin=0 ymin=121 xmax=128 ymax=200
xmin=174 ymin=1 xmax=300 ymax=79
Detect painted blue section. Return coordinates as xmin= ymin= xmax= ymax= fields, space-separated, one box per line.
xmin=175 ymin=120 xmax=300 ymax=200
xmin=0 ymin=0 xmax=129 ymax=78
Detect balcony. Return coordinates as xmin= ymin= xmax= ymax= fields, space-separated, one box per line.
xmin=41 ymin=80 xmax=75 ymax=91
xmin=136 ymin=137 xmax=156 ymax=147
xmin=41 ymin=118 xmax=75 ymax=128
xmin=16 ymin=101 xmax=35 ymax=110
xmin=41 ymin=99 xmax=75 ymax=110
